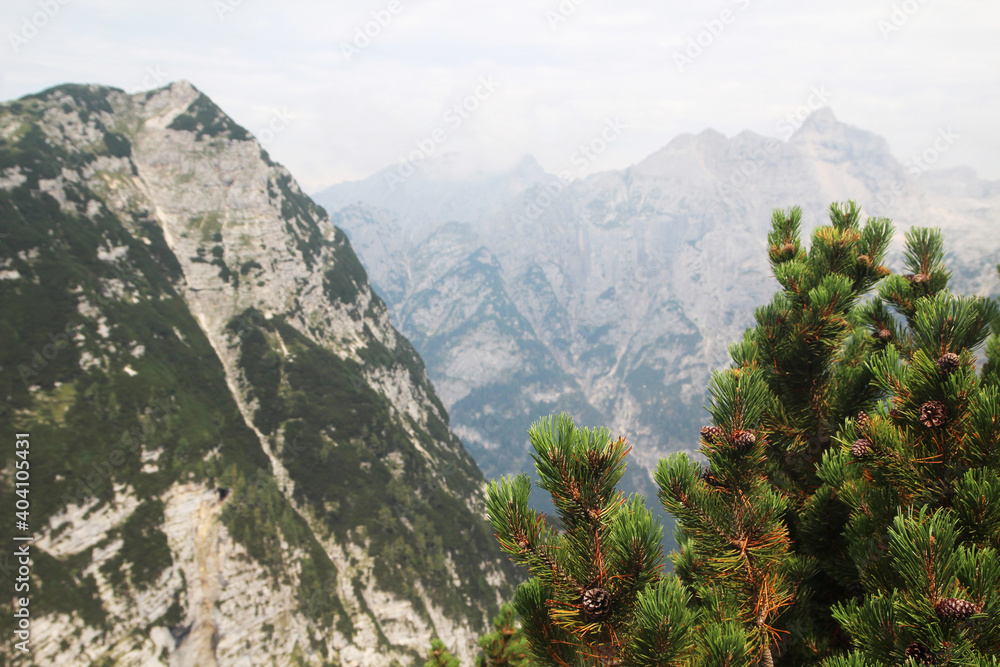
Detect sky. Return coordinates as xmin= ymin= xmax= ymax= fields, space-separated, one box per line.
xmin=1 ymin=0 xmax=998 ymax=193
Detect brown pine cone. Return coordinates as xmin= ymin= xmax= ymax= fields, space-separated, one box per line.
xmin=905 ymin=641 xmax=937 ymax=665
xmin=919 ymin=401 xmax=947 ymax=428
xmin=934 ymin=598 xmax=978 ymax=620
xmin=936 ymin=352 xmax=960 ymax=374
xmin=874 ymin=328 xmax=892 ymax=342
xmin=912 ymin=273 xmax=929 ymax=285
xmin=731 ymin=430 xmax=756 ymax=449
xmin=856 ymin=411 xmax=870 ymax=430
xmin=582 ymin=587 xmax=611 ymax=620
xmin=700 ymin=467 xmax=725 ymax=488
xmin=851 ymin=438 xmax=872 ymax=458
xmin=700 ymin=426 xmax=725 ymax=444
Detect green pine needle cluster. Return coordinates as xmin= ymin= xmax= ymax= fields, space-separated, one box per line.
xmin=476 ymin=603 xmax=536 ymax=666
xmin=483 ymin=202 xmax=1000 ymax=666
xmin=425 ymin=638 xmax=461 ymax=667
xmin=485 ymin=414 xmax=698 ymax=665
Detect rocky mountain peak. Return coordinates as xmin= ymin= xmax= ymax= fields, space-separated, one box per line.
xmin=793 ymin=105 xmax=839 ymax=133
xmin=632 ymin=127 xmax=730 ymax=177
xmin=1 ymin=81 xmax=517 ymax=666
xmin=790 ymin=107 xmax=896 ymax=168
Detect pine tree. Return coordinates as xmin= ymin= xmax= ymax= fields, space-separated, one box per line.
xmin=484 ymin=415 xmax=697 ymax=666
xmin=656 ymin=202 xmax=896 ymax=664
xmin=476 ymin=602 xmax=535 ymax=666
xmin=816 ymin=232 xmax=1000 ymax=664
xmin=485 ymin=202 xmax=1000 ymax=666
xmin=657 ymin=206 xmax=999 ymax=664
xmin=425 ymin=638 xmax=461 ymax=667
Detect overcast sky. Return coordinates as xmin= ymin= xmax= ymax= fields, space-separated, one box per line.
xmin=2 ymin=0 xmax=998 ymax=192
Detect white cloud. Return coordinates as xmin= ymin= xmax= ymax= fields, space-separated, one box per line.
xmin=1 ymin=0 xmax=997 ymax=191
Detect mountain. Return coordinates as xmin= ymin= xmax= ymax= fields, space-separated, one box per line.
xmin=313 ymin=109 xmax=1000 ymax=532
xmin=0 ymin=82 xmax=518 ymax=666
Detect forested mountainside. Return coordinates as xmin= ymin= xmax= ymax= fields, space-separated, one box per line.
xmin=0 ymin=81 xmax=517 ymax=667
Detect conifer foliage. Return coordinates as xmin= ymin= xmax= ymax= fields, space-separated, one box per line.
xmin=485 ymin=414 xmax=697 ymax=666
xmin=425 ymin=638 xmax=461 ymax=667
xmin=484 ymin=202 xmax=1000 ymax=666
xmin=817 ymin=229 xmax=1000 ymax=664
xmin=476 ymin=602 xmax=536 ymax=666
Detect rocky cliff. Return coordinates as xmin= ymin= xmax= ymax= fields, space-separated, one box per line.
xmin=315 ymin=109 xmax=1000 ymax=524
xmin=0 ymin=81 xmax=517 ymax=666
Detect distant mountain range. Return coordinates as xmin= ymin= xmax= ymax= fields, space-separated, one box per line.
xmin=4 ymin=80 xmax=996 ymax=666
xmin=0 ymin=82 xmax=517 ymax=666
xmin=313 ymin=108 xmax=1000 ymax=539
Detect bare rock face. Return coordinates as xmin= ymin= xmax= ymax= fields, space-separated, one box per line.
xmin=316 ymin=109 xmax=1000 ymax=505
xmin=0 ymin=82 xmax=515 ymax=666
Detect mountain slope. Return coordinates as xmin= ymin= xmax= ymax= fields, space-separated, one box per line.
xmin=314 ymin=109 xmax=1000 ymax=524
xmin=0 ymin=82 xmax=517 ymax=667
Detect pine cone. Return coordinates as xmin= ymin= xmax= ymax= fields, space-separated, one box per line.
xmin=934 ymin=598 xmax=978 ymax=620
xmin=700 ymin=467 xmax=725 ymax=488
xmin=888 ymin=408 xmax=902 ymax=421
xmin=780 ymin=242 xmax=795 ymax=256
xmin=905 ymin=641 xmax=937 ymax=665
xmin=875 ymin=265 xmax=891 ymax=277
xmin=700 ymin=426 xmax=725 ymax=444
xmin=851 ymin=438 xmax=872 ymax=458
xmin=912 ymin=273 xmax=929 ymax=285
xmin=857 ymin=254 xmax=871 ymax=267
xmin=582 ymin=587 xmax=611 ymax=620
xmin=856 ymin=411 xmax=870 ymax=430
xmin=919 ymin=401 xmax=947 ymax=428
xmin=874 ymin=328 xmax=892 ymax=342
xmin=731 ymin=430 xmax=756 ymax=449
xmin=936 ymin=352 xmax=960 ymax=374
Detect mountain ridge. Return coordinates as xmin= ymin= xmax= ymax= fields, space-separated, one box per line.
xmin=313 ymin=107 xmax=1000 ymax=542
xmin=0 ymin=80 xmax=517 ymax=666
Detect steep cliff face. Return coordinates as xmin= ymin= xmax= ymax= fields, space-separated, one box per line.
xmin=315 ymin=109 xmax=1000 ymax=511
xmin=0 ymin=82 xmax=516 ymax=666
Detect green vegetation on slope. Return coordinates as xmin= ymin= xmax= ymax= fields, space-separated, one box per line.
xmin=0 ymin=91 xmax=351 ymax=643
xmin=230 ymin=308 xmax=518 ymax=630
